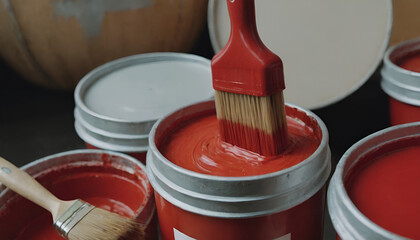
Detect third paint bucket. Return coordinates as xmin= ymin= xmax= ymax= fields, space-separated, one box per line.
xmin=328 ymin=122 xmax=420 ymax=239
xmin=147 ymin=100 xmax=331 ymax=240
xmin=381 ymin=38 xmax=420 ymax=125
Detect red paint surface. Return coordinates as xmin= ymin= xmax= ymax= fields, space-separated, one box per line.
xmin=0 ymin=163 xmax=154 ymax=240
xmin=398 ymin=52 xmax=420 ymax=72
xmin=346 ymin=138 xmax=420 ymax=239
xmin=389 ymin=97 xmax=420 ymax=125
xmin=218 ymin=119 xmax=288 ymax=156
xmin=160 ymin=114 xmax=320 ymax=177
xmin=156 ymin=187 xmax=326 ymax=240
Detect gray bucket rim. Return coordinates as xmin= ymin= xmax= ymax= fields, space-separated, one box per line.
xmin=383 ymin=37 xmax=420 ymax=77
xmin=74 ymin=120 xmax=150 ymax=153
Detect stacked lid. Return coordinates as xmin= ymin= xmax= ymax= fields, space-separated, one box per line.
xmin=74 ymin=52 xmax=213 ymax=154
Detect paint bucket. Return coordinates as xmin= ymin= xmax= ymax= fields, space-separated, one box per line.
xmin=0 ymin=150 xmax=156 ymax=240
xmin=328 ymin=123 xmax=420 ymax=239
xmin=147 ymin=100 xmax=331 ymax=240
xmin=381 ymin=38 xmax=420 ymax=125
xmin=74 ymin=52 xmax=213 ymax=164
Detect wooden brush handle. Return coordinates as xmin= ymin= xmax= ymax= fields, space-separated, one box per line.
xmin=0 ymin=157 xmax=61 ymax=216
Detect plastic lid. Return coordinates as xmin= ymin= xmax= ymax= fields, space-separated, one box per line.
xmin=74 ymin=53 xmax=214 ymax=151
xmin=208 ymin=0 xmax=392 ymax=109
xmin=82 ymin=53 xmax=213 ymax=122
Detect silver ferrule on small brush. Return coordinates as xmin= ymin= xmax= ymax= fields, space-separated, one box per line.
xmin=54 ymin=200 xmax=95 ymax=239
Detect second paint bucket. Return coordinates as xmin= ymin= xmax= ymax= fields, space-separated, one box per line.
xmin=328 ymin=123 xmax=420 ymax=239
xmin=147 ymin=100 xmax=331 ymax=240
xmin=381 ymin=38 xmax=420 ymax=125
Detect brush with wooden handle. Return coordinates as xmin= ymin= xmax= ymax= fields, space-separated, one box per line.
xmin=212 ymin=0 xmax=288 ymax=156
xmin=0 ymin=156 xmax=145 ymax=240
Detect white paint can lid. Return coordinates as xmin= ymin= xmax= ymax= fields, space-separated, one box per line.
xmin=208 ymin=0 xmax=392 ymax=109
xmin=74 ymin=52 xmax=213 ymax=152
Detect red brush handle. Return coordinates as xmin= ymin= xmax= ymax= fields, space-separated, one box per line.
xmin=211 ymin=0 xmax=285 ymax=96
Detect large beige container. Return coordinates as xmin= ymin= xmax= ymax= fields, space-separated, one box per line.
xmin=0 ymin=0 xmax=208 ymax=89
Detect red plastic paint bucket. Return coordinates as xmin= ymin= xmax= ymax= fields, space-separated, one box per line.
xmin=0 ymin=150 xmax=157 ymax=240
xmin=328 ymin=123 xmax=420 ymax=239
xmin=74 ymin=52 xmax=213 ymax=164
xmin=381 ymin=38 xmax=420 ymax=125
xmin=147 ymin=100 xmax=331 ymax=240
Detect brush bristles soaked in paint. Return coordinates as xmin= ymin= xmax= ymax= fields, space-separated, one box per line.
xmin=68 ymin=207 xmax=145 ymax=240
xmin=215 ymin=90 xmax=288 ymax=156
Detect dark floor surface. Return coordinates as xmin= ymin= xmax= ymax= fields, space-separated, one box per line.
xmin=0 ymin=25 xmax=390 ymax=239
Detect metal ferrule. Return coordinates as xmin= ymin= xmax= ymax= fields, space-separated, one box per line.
xmin=328 ymin=122 xmax=420 ymax=240
xmin=147 ymin=100 xmax=331 ymax=218
xmin=54 ymin=200 xmax=94 ymax=239
xmin=381 ymin=38 xmax=420 ymax=106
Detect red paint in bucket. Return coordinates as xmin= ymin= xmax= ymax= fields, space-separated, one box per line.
xmin=346 ymin=138 xmax=420 ymax=239
xmin=0 ymin=150 xmax=157 ymax=240
xmin=159 ymin=114 xmax=319 ymax=177
xmin=147 ymin=101 xmax=331 ymax=240
xmin=328 ymin=123 xmax=420 ymax=239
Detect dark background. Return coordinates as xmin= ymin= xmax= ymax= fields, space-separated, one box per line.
xmin=0 ymin=24 xmax=390 ymax=239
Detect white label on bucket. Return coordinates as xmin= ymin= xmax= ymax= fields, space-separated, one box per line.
xmin=274 ymin=233 xmax=291 ymax=240
xmin=174 ymin=229 xmax=196 ymax=240
xmin=173 ymin=228 xmax=291 ymax=240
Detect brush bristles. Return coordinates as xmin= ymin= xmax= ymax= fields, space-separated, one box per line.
xmin=68 ymin=208 xmax=145 ymax=240
xmin=215 ymin=90 xmax=288 ymax=156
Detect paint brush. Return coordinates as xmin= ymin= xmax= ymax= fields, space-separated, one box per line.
xmin=0 ymin=156 xmax=145 ymax=240
xmin=212 ymin=0 xmax=288 ymax=156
